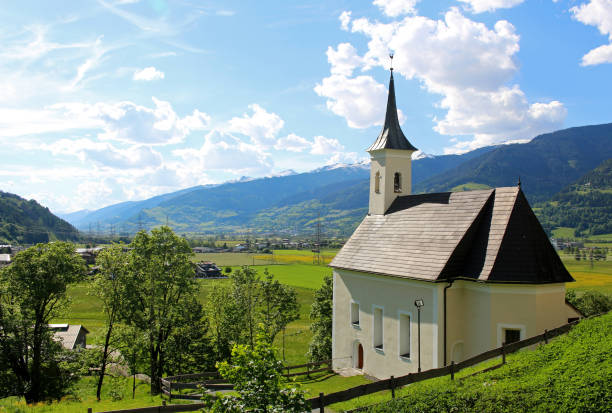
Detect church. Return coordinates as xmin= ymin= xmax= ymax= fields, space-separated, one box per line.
xmin=329 ymin=67 xmax=582 ymax=379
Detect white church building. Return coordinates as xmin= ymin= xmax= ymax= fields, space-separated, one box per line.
xmin=329 ymin=67 xmax=581 ymax=379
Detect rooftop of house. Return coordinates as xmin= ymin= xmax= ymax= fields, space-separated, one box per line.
xmin=330 ymin=187 xmax=574 ymax=284
xmin=49 ymin=324 xmax=89 ymax=350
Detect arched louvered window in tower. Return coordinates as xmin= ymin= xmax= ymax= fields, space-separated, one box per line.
xmin=394 ymin=172 xmax=402 ymax=193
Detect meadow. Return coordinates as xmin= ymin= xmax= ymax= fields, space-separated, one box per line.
xmin=21 ymin=248 xmax=612 ymax=412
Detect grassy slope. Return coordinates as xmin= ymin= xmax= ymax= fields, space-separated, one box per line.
xmin=334 ymin=312 xmax=612 ymax=412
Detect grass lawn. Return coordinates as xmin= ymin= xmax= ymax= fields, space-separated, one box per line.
xmin=551 ymin=227 xmax=576 ymax=239
xmin=192 ymin=252 xmax=275 ymax=266
xmin=0 ymin=377 xmax=172 ymax=413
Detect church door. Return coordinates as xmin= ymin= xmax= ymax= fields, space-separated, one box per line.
xmin=357 ymin=343 xmax=364 ymax=369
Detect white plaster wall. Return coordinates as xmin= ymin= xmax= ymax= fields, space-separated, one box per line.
xmin=368 ymin=149 xmax=413 ymax=215
xmin=332 ymin=269 xmax=438 ymax=379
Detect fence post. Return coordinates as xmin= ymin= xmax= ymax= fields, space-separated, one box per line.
xmin=319 ymin=392 xmax=325 ymax=413
xmin=390 ymin=375 xmax=395 ymax=399
xmin=502 ymin=342 xmax=506 ymax=364
xmin=544 ymin=329 xmax=548 ymax=344
xmin=87 ymin=408 xmax=92 ymax=413
xmin=307 ymin=362 xmax=310 ymax=379
xmin=450 ymin=361 xmax=455 ymax=380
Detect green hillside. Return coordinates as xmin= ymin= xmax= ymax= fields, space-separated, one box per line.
xmin=415 ymin=123 xmax=612 ymax=202
xmin=338 ymin=312 xmax=612 ymax=412
xmin=537 ymin=158 xmax=612 ymax=237
xmin=0 ymin=191 xmax=79 ymax=244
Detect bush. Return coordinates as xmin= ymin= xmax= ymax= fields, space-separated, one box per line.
xmin=566 ymin=289 xmax=612 ymax=317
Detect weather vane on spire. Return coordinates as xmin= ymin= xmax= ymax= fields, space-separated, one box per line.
xmin=389 ymin=53 xmax=394 ymax=71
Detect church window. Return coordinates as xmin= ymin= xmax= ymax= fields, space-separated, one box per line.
xmin=503 ymin=328 xmax=521 ymax=344
xmin=373 ymin=306 xmax=383 ymax=350
xmin=394 ymin=172 xmax=402 ymax=193
xmin=399 ymin=312 xmax=411 ymax=358
xmin=375 ymin=171 xmax=381 ymax=194
xmin=351 ymin=302 xmax=360 ymax=326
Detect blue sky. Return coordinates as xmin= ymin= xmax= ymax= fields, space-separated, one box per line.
xmin=0 ymin=0 xmax=611 ymax=213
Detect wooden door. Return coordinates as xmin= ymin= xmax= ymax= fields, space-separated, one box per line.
xmin=357 ymin=343 xmax=364 ymax=369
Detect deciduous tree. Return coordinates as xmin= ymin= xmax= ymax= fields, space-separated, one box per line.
xmin=308 ymin=275 xmax=333 ymax=362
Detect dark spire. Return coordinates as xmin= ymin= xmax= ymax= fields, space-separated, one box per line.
xmin=367 ymin=58 xmax=417 ymax=152
xmin=517 ymin=176 xmax=522 ymax=188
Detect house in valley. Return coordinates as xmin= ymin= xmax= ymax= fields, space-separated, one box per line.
xmin=49 ymin=324 xmax=89 ymax=350
xmin=330 ymin=67 xmax=581 ymax=380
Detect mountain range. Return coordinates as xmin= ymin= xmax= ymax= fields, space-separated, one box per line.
xmin=44 ymin=122 xmax=612 ymax=237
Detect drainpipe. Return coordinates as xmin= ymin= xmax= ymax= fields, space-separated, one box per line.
xmin=443 ymin=280 xmax=454 ymax=367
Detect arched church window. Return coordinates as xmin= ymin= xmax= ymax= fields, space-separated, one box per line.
xmin=394 ymin=172 xmax=402 ymax=193
xmin=375 ymin=171 xmax=381 ymax=194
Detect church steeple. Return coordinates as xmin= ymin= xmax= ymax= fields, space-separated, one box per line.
xmin=367 ymin=57 xmax=417 ymax=215
xmin=367 ymin=65 xmax=417 ymax=152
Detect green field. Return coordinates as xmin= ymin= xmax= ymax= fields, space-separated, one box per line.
xmin=561 ymin=255 xmax=612 ymax=294
xmin=192 ymin=252 xmax=275 ymax=266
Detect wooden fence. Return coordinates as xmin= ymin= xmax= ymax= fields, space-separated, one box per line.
xmin=306 ymin=319 xmax=579 ymax=411
xmin=90 ymin=318 xmax=581 ymax=413
xmin=159 ymin=359 xmax=332 ymax=401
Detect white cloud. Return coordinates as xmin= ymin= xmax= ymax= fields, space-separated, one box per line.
xmin=327 ymin=43 xmax=364 ymax=76
xmin=320 ymin=5 xmax=565 ymax=151
xmin=52 ymin=97 xmax=210 ymax=145
xmin=339 ymin=11 xmax=352 ymax=31
xmin=226 ymin=104 xmax=285 ymax=147
xmin=310 ymin=135 xmax=345 ymax=155
xmin=133 ymin=66 xmax=165 ymax=81
xmin=373 ymin=0 xmax=419 ymax=17
xmin=41 ymin=138 xmax=163 ymax=169
xmin=571 ymin=0 xmax=612 ymax=65
xmin=174 ymin=130 xmax=271 ymax=175
xmin=458 ymin=0 xmax=524 ymax=14
xmin=274 ymin=133 xmax=311 ymax=152
xmin=314 ymin=74 xmax=388 ymax=129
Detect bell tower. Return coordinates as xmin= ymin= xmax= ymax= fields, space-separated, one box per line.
xmin=367 ymin=57 xmax=417 ymax=215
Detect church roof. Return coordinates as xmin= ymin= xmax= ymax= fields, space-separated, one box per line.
xmin=367 ymin=71 xmax=418 ymax=152
xmin=330 ymin=187 xmax=573 ymax=284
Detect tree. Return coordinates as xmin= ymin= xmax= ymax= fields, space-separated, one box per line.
xmin=123 ymin=226 xmax=198 ymax=394
xmin=258 ymin=270 xmax=299 ymax=343
xmin=229 ymin=267 xmax=261 ymax=347
xmin=89 ymin=244 xmax=130 ymax=401
xmin=204 ymin=329 xmax=308 ymax=413
xmin=308 ymin=275 xmax=333 ymax=362
xmin=0 ymin=242 xmax=85 ymax=402
xmin=567 ymin=290 xmax=612 ymax=317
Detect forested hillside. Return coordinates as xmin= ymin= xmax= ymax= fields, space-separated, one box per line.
xmin=537 ymin=158 xmax=612 ymax=237
xmin=0 ymin=191 xmax=80 ymax=243
xmin=415 ymin=123 xmax=612 ymax=202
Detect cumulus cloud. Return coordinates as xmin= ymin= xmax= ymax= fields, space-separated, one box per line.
xmin=310 ymin=135 xmax=345 ymax=155
xmin=274 ymin=133 xmax=311 ymax=152
xmin=571 ymin=0 xmax=612 ymax=65
xmin=174 ymin=130 xmax=272 ymax=175
xmin=458 ymin=0 xmax=524 ymax=14
xmin=133 ymin=66 xmax=165 ymax=81
xmin=319 ymin=5 xmax=566 ymax=151
xmin=315 ymin=74 xmax=389 ymax=129
xmin=52 ymin=97 xmax=210 ymax=145
xmin=373 ymin=0 xmax=419 ymax=17
xmin=339 ymin=11 xmax=352 ymax=31
xmin=327 ymin=43 xmax=364 ymax=76
xmin=226 ymin=104 xmax=285 ymax=147
xmin=41 ymin=138 xmax=163 ymax=169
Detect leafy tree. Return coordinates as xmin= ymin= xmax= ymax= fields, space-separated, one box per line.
xmin=123 ymin=226 xmax=198 ymax=394
xmin=0 ymin=242 xmax=85 ymax=402
xmin=89 ymin=244 xmax=130 ymax=400
xmin=259 ymin=270 xmax=299 ymax=343
xmin=308 ymin=275 xmax=333 ymax=362
xmin=204 ymin=329 xmax=307 ymax=413
xmin=164 ymin=297 xmax=215 ymax=375
xmin=566 ymin=289 xmax=612 ymax=317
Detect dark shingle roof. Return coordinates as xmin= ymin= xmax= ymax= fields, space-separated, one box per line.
xmin=367 ymin=71 xmax=418 ymax=152
xmin=330 ymin=187 xmax=573 ymax=284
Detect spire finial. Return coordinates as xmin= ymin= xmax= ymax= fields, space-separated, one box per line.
xmin=517 ymin=176 xmax=522 ymax=188
xmin=389 ymin=53 xmax=394 ymax=72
